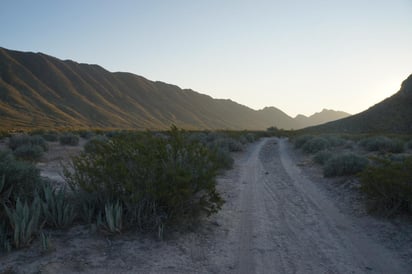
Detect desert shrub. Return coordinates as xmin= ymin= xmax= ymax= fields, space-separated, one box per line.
xmin=0 ymin=151 xmax=43 ymax=202
xmin=0 ymin=153 xmax=45 ymax=252
xmin=13 ymin=144 xmax=44 ymax=161
xmin=293 ymin=135 xmax=314 ymax=149
xmin=323 ymin=153 xmax=368 ymax=177
xmin=302 ymin=137 xmax=330 ymax=154
xmin=65 ymin=127 xmax=224 ymax=232
xmin=8 ymin=134 xmax=31 ymax=150
xmin=30 ymin=135 xmax=48 ymax=151
xmin=42 ymin=132 xmax=59 ymax=142
xmin=83 ymin=135 xmax=109 ymax=153
xmin=323 ymin=135 xmax=346 ymax=147
xmin=188 ymin=132 xmax=235 ymax=168
xmin=8 ymin=134 xmax=48 ymax=152
xmin=360 ymin=157 xmax=412 ymax=216
xmin=77 ymin=130 xmax=95 ymax=140
xmin=313 ymin=150 xmax=333 ymax=165
xmin=105 ymin=130 xmax=122 ymax=138
xmin=387 ymin=139 xmax=404 ymax=153
xmin=59 ymin=133 xmax=80 ymax=146
xmin=239 ymin=133 xmax=255 ymax=144
xmin=359 ymin=136 xmax=404 ymax=153
xmin=210 ymin=145 xmax=234 ymax=169
xmin=214 ymin=138 xmax=243 ymax=152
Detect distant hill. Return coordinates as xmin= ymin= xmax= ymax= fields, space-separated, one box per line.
xmin=294 ymin=109 xmax=350 ymax=129
xmin=0 ymin=47 xmax=349 ymax=130
xmin=304 ymin=74 xmax=412 ymax=134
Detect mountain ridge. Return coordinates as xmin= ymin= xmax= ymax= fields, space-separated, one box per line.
xmin=0 ymin=47 xmax=350 ymax=130
xmin=303 ymin=74 xmax=412 ymax=134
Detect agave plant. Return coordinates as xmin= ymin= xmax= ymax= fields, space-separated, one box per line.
xmin=41 ymin=184 xmax=76 ymax=229
xmin=97 ymin=201 xmax=122 ymax=234
xmin=5 ymin=197 xmax=43 ymax=248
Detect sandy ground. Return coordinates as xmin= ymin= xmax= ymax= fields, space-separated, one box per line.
xmin=1 ymin=138 xmax=412 ymax=273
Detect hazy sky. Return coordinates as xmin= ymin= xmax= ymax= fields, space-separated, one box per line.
xmin=1 ymin=0 xmax=412 ymax=116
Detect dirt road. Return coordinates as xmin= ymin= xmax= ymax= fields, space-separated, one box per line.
xmin=229 ymin=137 xmax=410 ymax=273
xmin=2 ymin=137 xmax=411 ymax=273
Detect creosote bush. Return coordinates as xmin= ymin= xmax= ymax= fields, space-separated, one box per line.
xmin=360 ymin=157 xmax=412 ymax=216
xmin=83 ymin=135 xmax=109 ymax=154
xmin=65 ymin=127 xmax=225 ymax=232
xmin=323 ymin=153 xmax=368 ymax=177
xmin=302 ymin=137 xmax=330 ymax=154
xmin=313 ymin=150 xmax=333 ymax=165
xmin=13 ymin=144 xmax=44 ymax=161
xmin=359 ymin=136 xmax=404 ymax=153
xmin=8 ymin=134 xmax=48 ymax=161
xmin=293 ymin=135 xmax=314 ymax=149
xmin=9 ymin=134 xmax=48 ymax=152
xmin=59 ymin=133 xmax=80 ymax=146
xmin=0 ymin=151 xmax=43 ymax=202
xmin=42 ymin=132 xmax=59 ymax=142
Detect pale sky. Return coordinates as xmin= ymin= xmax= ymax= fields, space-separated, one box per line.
xmin=1 ymin=0 xmax=412 ymax=117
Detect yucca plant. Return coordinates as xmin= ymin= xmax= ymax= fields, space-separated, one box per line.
xmin=41 ymin=184 xmax=76 ymax=229
xmin=97 ymin=201 xmax=122 ymax=234
xmin=5 ymin=197 xmax=43 ymax=249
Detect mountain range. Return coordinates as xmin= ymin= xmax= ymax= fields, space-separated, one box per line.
xmin=0 ymin=47 xmax=349 ymax=130
xmin=305 ymin=74 xmax=412 ymax=134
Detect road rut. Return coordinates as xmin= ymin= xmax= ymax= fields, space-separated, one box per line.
xmin=231 ymin=137 xmax=409 ymax=273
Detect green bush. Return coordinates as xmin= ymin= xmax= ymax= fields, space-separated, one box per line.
xmin=59 ymin=133 xmax=80 ymax=146
xmin=360 ymin=157 xmax=412 ymax=216
xmin=313 ymin=150 xmax=333 ymax=165
xmin=188 ymin=132 xmax=235 ymax=168
xmin=13 ymin=144 xmax=44 ymax=161
xmin=65 ymin=127 xmax=224 ymax=232
xmin=9 ymin=134 xmax=32 ymax=150
xmin=323 ymin=153 xmax=368 ymax=177
xmin=8 ymin=134 xmax=48 ymax=154
xmin=359 ymin=136 xmax=404 ymax=153
xmin=42 ymin=132 xmax=59 ymax=142
xmin=323 ymin=135 xmax=346 ymax=147
xmin=293 ymin=135 xmax=314 ymax=149
xmin=0 ymin=151 xmax=42 ymax=202
xmin=302 ymin=137 xmax=330 ymax=154
xmin=239 ymin=133 xmax=255 ymax=144
xmin=83 ymin=135 xmax=109 ymax=154
xmin=30 ymin=135 xmax=48 ymax=151
xmin=407 ymin=140 xmax=412 ymax=150
xmin=77 ymin=130 xmax=95 ymax=140
xmin=213 ymin=138 xmax=243 ymax=152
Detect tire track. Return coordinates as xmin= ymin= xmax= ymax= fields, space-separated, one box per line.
xmin=231 ymin=137 xmax=409 ymax=273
